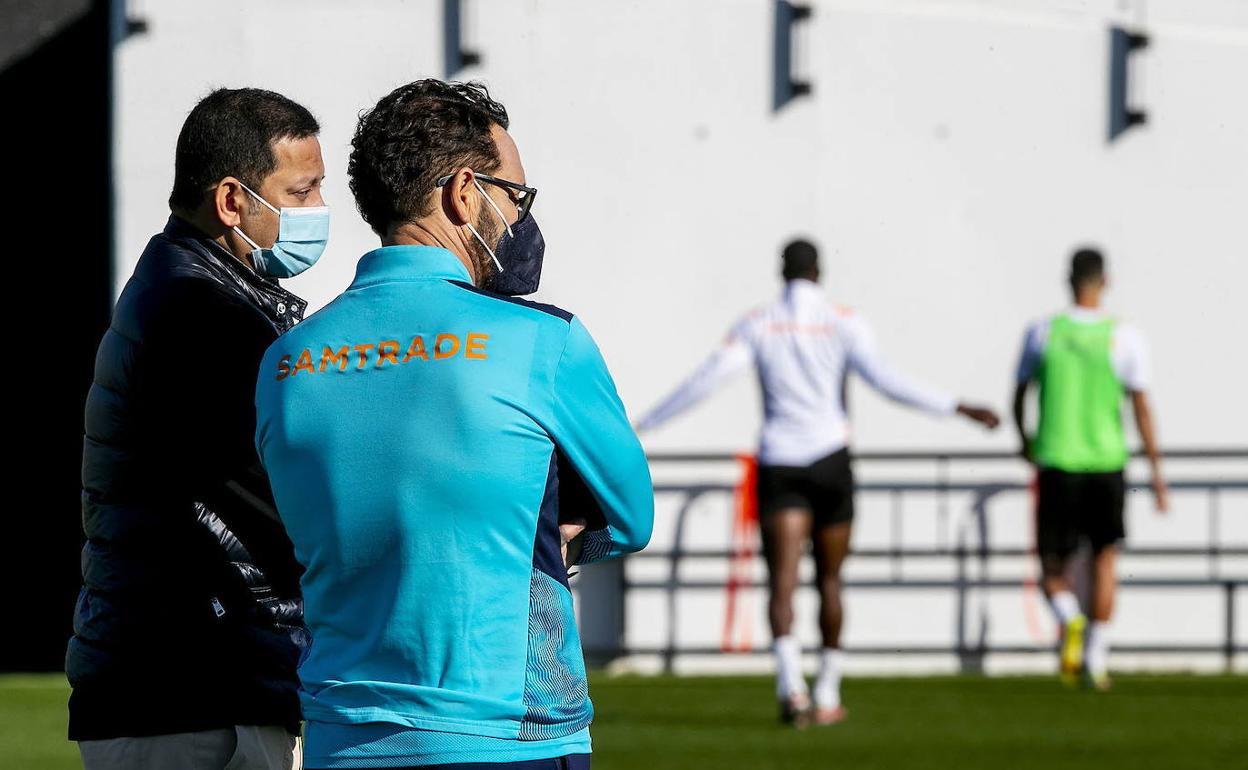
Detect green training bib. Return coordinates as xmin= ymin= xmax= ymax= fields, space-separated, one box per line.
xmin=1033 ymin=314 xmax=1128 ymax=472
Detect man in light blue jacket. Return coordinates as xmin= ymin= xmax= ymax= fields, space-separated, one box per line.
xmin=254 ymin=80 xmax=653 ymax=770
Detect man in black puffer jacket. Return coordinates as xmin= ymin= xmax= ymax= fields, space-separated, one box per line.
xmin=69 ymin=87 xmax=329 ymax=770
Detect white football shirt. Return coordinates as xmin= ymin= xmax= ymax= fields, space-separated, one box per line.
xmin=635 ymin=279 xmax=957 ymax=466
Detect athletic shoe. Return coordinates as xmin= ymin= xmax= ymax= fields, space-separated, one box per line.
xmin=812 ymin=705 xmax=848 ymax=726
xmin=1085 ymin=671 xmax=1113 ymax=691
xmin=778 ymin=693 xmax=813 ymax=728
xmin=1060 ymin=615 xmax=1087 ymax=686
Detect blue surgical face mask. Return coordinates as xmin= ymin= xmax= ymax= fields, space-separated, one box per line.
xmin=232 ymin=182 xmax=330 ymax=279
xmin=464 ymin=180 xmax=545 ymax=296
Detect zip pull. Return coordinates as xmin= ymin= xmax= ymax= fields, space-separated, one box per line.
xmin=211 ymin=596 xmax=226 ymax=618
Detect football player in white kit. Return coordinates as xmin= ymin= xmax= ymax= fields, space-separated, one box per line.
xmin=635 ymin=240 xmax=999 ymax=726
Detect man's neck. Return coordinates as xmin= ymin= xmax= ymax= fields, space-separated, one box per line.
xmin=1074 ymin=293 xmax=1101 ymax=310
xmin=388 ymin=221 xmax=477 ymax=283
xmin=173 ymin=209 xmax=255 ymax=271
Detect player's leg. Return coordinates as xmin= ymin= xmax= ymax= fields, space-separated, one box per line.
xmin=1036 ymin=469 xmax=1086 ymax=683
xmin=1040 ymin=554 xmax=1081 ymax=623
xmin=809 ymin=449 xmax=853 ymax=724
xmin=757 ymin=462 xmax=817 ymax=720
xmin=1090 ymin=544 xmax=1118 ymax=623
xmin=760 ymin=505 xmax=813 ymax=721
xmin=813 ymin=522 xmax=850 ymax=648
xmin=811 ymin=520 xmax=851 ymax=724
xmin=1084 ymin=470 xmax=1127 ymax=689
xmin=761 ymin=508 xmax=808 ymax=637
xmin=1086 ymin=544 xmax=1118 ymax=687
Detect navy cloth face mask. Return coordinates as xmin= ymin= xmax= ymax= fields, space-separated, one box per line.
xmin=466 ymin=180 xmax=545 ymax=296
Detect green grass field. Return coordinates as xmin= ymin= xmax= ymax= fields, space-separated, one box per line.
xmin=3 ymin=673 xmax=1245 ymax=769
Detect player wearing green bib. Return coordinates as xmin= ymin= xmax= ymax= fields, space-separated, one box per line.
xmin=1013 ymin=249 xmax=1169 ymax=690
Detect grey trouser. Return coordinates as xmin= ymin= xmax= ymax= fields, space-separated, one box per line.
xmin=79 ymin=725 xmax=301 ymax=770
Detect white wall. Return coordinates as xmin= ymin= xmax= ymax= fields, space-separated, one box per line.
xmin=115 ymin=0 xmax=1248 ymax=673
xmin=115 ymin=0 xmax=1248 ymax=452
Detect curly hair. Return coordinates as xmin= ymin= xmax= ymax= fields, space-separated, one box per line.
xmin=349 ymin=80 xmax=510 ymax=237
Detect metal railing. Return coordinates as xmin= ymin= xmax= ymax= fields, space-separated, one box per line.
xmin=610 ymin=449 xmax=1248 ymax=673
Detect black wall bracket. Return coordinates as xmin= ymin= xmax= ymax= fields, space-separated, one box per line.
xmin=773 ymin=1 xmax=813 ymax=112
xmin=109 ymin=0 xmax=148 ymax=42
xmin=1108 ymin=26 xmax=1149 ymax=142
xmin=444 ymin=0 xmax=481 ymax=78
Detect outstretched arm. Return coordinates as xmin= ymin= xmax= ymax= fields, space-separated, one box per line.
xmin=1131 ymin=390 xmax=1169 ymax=513
xmin=633 ymin=333 xmax=752 ymax=432
xmin=845 ymin=316 xmax=999 ymax=429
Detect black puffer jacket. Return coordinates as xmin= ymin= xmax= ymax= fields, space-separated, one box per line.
xmin=67 ymin=215 xmax=310 ymax=740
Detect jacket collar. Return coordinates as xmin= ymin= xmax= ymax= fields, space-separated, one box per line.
xmin=1065 ymin=305 xmax=1109 ymax=323
xmin=162 ymin=214 xmax=307 ymax=316
xmin=783 ymin=277 xmax=824 ymax=303
xmin=350 ymin=245 xmax=473 ymax=289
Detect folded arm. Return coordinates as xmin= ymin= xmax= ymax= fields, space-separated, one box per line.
xmin=547 ymin=317 xmax=655 ymax=564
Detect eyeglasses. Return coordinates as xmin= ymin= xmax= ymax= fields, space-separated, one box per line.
xmin=436 ymin=172 xmax=538 ymax=223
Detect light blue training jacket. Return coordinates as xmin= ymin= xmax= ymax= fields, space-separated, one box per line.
xmin=254 ymin=246 xmax=654 ymax=768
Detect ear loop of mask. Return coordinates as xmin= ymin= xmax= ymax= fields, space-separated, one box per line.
xmin=231 ymin=181 xmax=281 ymax=250
xmin=463 ymin=180 xmax=511 ymax=273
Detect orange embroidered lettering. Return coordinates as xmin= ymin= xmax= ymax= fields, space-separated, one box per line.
xmin=376 ymin=340 xmax=401 ymax=367
xmin=292 ymin=349 xmax=316 ymax=376
xmin=320 ymin=346 xmax=350 ymax=372
xmin=402 ymin=335 xmax=429 ymax=363
xmin=433 ymin=334 xmax=461 ymax=360
xmin=353 ymin=344 xmax=375 ymax=370
xmin=465 ymin=333 xmax=489 ymax=360
xmin=275 ymin=354 xmax=292 ymax=381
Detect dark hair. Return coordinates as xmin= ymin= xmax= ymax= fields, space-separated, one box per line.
xmin=781 ymin=238 xmax=819 ymax=280
xmin=349 ymin=79 xmax=510 ymax=236
xmin=168 ymin=88 xmax=319 ymax=212
xmin=1070 ymin=247 xmax=1106 ymax=290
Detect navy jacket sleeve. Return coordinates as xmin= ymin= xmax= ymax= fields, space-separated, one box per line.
xmin=547 ymin=316 xmax=654 ymax=564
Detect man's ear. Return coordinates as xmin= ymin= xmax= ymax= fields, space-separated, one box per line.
xmin=441 ymin=167 xmax=476 ymax=227
xmin=213 ymin=177 xmax=247 ymax=229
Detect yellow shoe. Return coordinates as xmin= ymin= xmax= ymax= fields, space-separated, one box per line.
xmin=1060 ymin=615 xmax=1087 ymax=686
